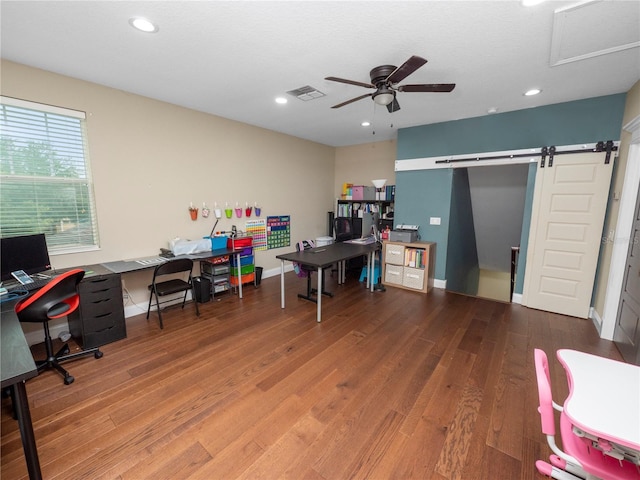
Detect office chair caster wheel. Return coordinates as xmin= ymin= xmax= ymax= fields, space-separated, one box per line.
xmin=94 ymin=350 xmax=103 ymax=359
xmin=64 ymin=375 xmax=75 ymax=385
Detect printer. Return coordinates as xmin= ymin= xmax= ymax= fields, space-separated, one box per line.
xmin=389 ymin=224 xmax=419 ymax=243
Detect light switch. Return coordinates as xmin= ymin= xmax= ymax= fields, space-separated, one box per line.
xmin=430 ymin=217 xmax=441 ymax=225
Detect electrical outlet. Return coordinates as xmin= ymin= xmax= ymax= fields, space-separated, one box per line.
xmin=430 ymin=217 xmax=441 ymax=225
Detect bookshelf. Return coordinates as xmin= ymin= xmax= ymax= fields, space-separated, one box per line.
xmin=336 ymin=199 xmax=394 ymax=236
xmin=381 ymin=240 xmax=436 ymax=293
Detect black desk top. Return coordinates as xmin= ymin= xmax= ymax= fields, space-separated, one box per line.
xmin=100 ymin=248 xmax=241 ymax=274
xmin=276 ymin=241 xmax=379 ymax=269
xmin=1 ymin=299 xmax=37 ymax=388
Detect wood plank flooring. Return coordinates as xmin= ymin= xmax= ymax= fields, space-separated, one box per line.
xmin=1 ymin=270 xmax=623 ymax=479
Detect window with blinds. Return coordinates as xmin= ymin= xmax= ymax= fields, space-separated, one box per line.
xmin=0 ymin=96 xmax=99 ymax=253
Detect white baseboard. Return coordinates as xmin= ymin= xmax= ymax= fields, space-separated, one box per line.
xmin=589 ymin=307 xmax=604 ymax=336
xmin=434 ymin=278 xmax=447 ymax=289
xmin=511 ymin=293 xmax=523 ymax=304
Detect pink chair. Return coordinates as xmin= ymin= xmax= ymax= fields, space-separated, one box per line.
xmin=533 ymin=349 xmax=640 ymax=480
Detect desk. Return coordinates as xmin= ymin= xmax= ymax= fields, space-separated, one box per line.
xmin=557 ymin=349 xmax=640 ymax=456
xmin=101 ymin=248 xmax=247 ymax=298
xmin=1 ymin=300 xmax=42 ymax=480
xmin=276 ymin=242 xmax=379 ymax=323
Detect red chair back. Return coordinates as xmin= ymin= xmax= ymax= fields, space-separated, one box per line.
xmin=15 ymin=269 xmax=85 ymax=323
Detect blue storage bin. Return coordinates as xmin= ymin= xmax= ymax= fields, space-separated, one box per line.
xmin=209 ymin=236 xmax=228 ymax=250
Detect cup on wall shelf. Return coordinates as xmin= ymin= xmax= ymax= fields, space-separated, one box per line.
xmin=255 ymin=206 xmax=261 ymax=217
xmin=189 ymin=208 xmax=198 ymax=221
xmin=235 ymin=207 xmax=242 ymax=218
xmin=245 ymin=206 xmax=252 ymax=217
xmin=202 ymin=203 xmax=210 ymax=218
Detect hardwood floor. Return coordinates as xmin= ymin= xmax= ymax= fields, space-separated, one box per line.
xmin=1 ymin=270 xmax=623 ymax=479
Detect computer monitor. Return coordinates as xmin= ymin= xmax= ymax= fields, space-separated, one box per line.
xmin=361 ymin=212 xmax=380 ymax=239
xmin=1 ymin=233 xmax=52 ymax=281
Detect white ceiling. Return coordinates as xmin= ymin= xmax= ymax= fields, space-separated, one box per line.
xmin=1 ymin=0 xmax=639 ymax=147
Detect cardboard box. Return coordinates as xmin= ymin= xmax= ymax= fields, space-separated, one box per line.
xmin=351 ymin=185 xmax=376 ymax=201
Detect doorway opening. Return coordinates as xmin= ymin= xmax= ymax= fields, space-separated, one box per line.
xmin=445 ymin=164 xmax=530 ymax=302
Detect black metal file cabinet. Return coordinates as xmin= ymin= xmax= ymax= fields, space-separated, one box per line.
xmin=68 ymin=265 xmax=127 ymax=348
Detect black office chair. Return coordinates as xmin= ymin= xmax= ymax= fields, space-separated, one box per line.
xmin=147 ymin=258 xmax=199 ymax=329
xmin=14 ymin=268 xmax=103 ymax=385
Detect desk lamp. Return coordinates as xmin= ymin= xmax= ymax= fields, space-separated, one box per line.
xmin=372 ymin=179 xmax=387 ymax=201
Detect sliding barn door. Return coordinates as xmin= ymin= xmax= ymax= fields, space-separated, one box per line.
xmin=522 ymin=152 xmax=613 ymax=319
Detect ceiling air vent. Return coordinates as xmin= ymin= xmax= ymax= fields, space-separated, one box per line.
xmin=286 ymin=85 xmax=325 ymax=101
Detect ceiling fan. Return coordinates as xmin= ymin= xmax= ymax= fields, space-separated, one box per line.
xmin=325 ymin=55 xmax=455 ymax=113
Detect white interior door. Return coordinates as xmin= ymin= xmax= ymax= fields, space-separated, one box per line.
xmin=522 ymin=151 xmax=613 ymax=318
xmin=613 ymin=184 xmax=640 ymax=364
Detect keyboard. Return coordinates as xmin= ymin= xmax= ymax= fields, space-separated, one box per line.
xmin=6 ymin=277 xmax=52 ymax=293
xmin=135 ymin=257 xmax=167 ymax=266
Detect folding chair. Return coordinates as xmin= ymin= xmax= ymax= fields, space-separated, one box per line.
xmin=147 ymin=258 xmax=199 ymax=329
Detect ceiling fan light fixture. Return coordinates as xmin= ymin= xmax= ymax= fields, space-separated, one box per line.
xmin=373 ymin=88 xmax=394 ymax=106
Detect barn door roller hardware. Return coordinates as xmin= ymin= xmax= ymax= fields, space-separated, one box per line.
xmin=539 ymin=141 xmax=617 ymax=168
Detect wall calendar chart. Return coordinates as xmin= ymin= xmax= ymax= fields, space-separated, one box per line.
xmin=267 ymin=215 xmax=290 ymax=249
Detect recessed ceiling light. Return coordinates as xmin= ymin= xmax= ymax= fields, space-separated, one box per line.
xmin=487 ymin=107 xmax=498 ymax=114
xmin=524 ymin=88 xmax=542 ymax=96
xmin=361 ymin=121 xmax=371 ymax=127
xmin=521 ymin=0 xmax=546 ymax=6
xmin=275 ymin=97 xmax=288 ymax=104
xmin=129 ymin=17 xmax=159 ymax=33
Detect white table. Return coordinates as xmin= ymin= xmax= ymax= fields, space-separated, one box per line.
xmin=556 ymin=349 xmax=640 ymax=454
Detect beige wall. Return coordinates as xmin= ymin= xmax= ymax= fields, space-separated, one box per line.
xmin=334 ymin=140 xmax=397 ymax=201
xmin=593 ymin=80 xmax=640 ymax=321
xmin=1 ymin=60 xmax=336 ymax=314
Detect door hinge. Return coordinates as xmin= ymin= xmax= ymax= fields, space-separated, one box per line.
xmin=548 ymin=146 xmax=556 ymax=167
xmin=541 ymin=146 xmax=547 ymax=168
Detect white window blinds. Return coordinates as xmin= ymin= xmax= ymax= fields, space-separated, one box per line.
xmin=0 ymin=96 xmax=99 ymax=253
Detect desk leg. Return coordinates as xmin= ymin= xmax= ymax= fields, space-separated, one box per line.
xmin=236 ymin=253 xmax=243 ymax=299
xmin=280 ymin=259 xmax=285 ymax=309
xmin=317 ymin=267 xmax=323 ymax=322
xmin=12 ymin=381 xmax=42 ymax=480
xmin=369 ymin=252 xmax=374 ymax=292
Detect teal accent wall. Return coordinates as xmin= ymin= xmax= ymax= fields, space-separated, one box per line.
xmin=394 ymin=168 xmax=453 ymax=279
xmin=446 ymin=169 xmax=479 ymax=295
xmin=395 ymin=94 xmax=626 ymax=285
xmin=397 ymin=94 xmax=627 ymax=160
xmin=514 ymin=162 xmax=538 ymax=295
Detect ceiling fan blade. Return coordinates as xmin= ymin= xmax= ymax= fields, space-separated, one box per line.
xmin=325 ymin=76 xmax=375 ymax=89
xmin=386 ymin=55 xmax=428 ymax=84
xmin=331 ymin=93 xmax=373 ymax=109
xmin=386 ymin=97 xmax=401 ymax=113
xmin=397 ymin=83 xmax=456 ymax=93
